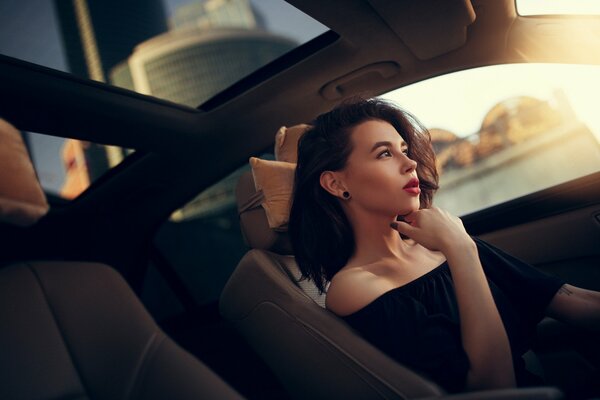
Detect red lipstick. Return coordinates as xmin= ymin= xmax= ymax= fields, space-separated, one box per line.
xmin=403 ymin=178 xmax=420 ymax=195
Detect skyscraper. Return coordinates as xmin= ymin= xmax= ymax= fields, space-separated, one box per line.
xmin=53 ymin=0 xmax=168 ymax=82
xmin=110 ymin=0 xmax=295 ymax=108
xmin=110 ymin=28 xmax=295 ymax=107
xmin=54 ymin=0 xmax=169 ymax=196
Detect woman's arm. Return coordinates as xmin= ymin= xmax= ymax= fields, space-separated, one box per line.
xmin=445 ymin=240 xmax=516 ymax=390
xmin=546 ymin=284 xmax=600 ymax=331
xmin=394 ymin=208 xmax=516 ymax=391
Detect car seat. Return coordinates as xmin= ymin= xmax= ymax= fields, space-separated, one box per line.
xmin=219 ymin=170 xmax=563 ymax=400
xmin=0 ymin=118 xmax=243 ymax=400
xmin=0 ymin=261 xmax=243 ymax=400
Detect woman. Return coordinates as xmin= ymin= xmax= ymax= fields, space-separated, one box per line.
xmin=288 ymin=98 xmax=600 ymax=394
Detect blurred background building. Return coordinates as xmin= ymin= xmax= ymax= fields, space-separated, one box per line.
xmin=109 ymin=9 xmax=294 ymax=107
xmin=54 ymin=0 xmax=168 ymax=82
xmin=431 ymin=90 xmax=600 ymax=215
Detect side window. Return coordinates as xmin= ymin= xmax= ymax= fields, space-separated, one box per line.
xmin=381 ymin=64 xmax=600 ymax=215
xmin=149 ymin=154 xmax=274 ymax=316
xmin=25 ymin=132 xmax=130 ymax=200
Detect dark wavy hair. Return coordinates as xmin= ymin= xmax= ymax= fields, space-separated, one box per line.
xmin=288 ymin=98 xmax=439 ymax=293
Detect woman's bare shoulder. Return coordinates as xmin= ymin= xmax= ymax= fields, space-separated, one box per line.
xmin=325 ymin=265 xmax=395 ymax=317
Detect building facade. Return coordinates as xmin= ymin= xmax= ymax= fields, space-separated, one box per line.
xmin=431 ymin=92 xmax=600 ymax=215
xmin=110 ymin=0 xmax=295 ymax=108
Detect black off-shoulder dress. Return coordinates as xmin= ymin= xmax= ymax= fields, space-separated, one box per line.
xmin=341 ymin=238 xmax=565 ymax=393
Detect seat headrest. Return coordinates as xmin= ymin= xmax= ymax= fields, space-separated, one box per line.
xmin=0 ymin=119 xmax=49 ymax=226
xmin=236 ymin=171 xmax=293 ymax=254
xmin=236 ymin=124 xmax=313 ymax=254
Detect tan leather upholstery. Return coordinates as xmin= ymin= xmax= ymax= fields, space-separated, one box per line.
xmin=236 ymin=171 xmax=293 ymax=254
xmin=0 ymin=261 xmax=243 ymax=400
xmin=0 ymin=119 xmax=48 ymax=226
xmin=221 ymin=171 xmax=563 ymax=399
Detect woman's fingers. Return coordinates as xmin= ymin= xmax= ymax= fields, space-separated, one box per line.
xmin=391 ymin=208 xmax=471 ymax=252
xmin=401 ymin=211 xmax=417 ymax=224
xmin=390 ymin=220 xmax=414 ymax=236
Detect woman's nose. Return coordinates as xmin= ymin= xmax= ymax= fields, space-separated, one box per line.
xmin=401 ymin=155 xmax=417 ymax=174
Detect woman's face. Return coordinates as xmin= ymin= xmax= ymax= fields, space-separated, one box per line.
xmin=340 ymin=119 xmax=420 ymax=217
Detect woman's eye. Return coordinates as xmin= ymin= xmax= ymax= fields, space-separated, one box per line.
xmin=402 ymin=148 xmax=409 ymax=155
xmin=377 ymin=149 xmax=392 ymax=158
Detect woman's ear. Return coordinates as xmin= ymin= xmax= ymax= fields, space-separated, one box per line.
xmin=319 ymin=170 xmax=344 ymax=197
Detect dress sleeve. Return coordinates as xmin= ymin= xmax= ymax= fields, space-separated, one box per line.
xmin=473 ymin=237 xmax=565 ymax=326
xmin=344 ymin=293 xmax=470 ymax=393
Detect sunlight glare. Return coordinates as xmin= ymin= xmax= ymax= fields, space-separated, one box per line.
xmin=381 ymin=64 xmax=600 ymax=144
xmin=517 ymin=0 xmax=600 ymax=16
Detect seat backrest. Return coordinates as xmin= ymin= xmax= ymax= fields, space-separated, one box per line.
xmin=0 ymin=261 xmax=243 ymax=400
xmin=220 ymin=171 xmax=444 ymax=399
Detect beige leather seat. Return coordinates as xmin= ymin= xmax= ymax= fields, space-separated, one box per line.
xmin=0 ymin=260 xmax=243 ymax=400
xmin=219 ymin=171 xmax=563 ymax=400
xmin=0 ymin=118 xmax=243 ymax=400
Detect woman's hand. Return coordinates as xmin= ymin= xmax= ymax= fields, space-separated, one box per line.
xmin=390 ymin=207 xmax=473 ymax=253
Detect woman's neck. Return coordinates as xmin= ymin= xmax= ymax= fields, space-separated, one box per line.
xmin=345 ymin=211 xmax=417 ymax=267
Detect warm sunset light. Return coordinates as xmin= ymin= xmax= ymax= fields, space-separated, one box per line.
xmin=517 ymin=0 xmax=600 ymax=16
xmin=382 ymin=64 xmax=600 ymax=143
xmin=382 ymin=63 xmax=600 ymax=215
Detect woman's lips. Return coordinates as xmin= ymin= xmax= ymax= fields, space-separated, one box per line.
xmin=403 ymin=178 xmax=420 ymax=195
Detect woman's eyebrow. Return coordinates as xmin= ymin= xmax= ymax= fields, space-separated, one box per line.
xmin=370 ymin=140 xmax=407 ymax=152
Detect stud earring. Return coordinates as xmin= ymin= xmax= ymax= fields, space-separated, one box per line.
xmin=342 ymin=191 xmax=351 ymax=199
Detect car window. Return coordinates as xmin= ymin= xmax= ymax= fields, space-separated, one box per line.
xmin=0 ymin=0 xmax=328 ymax=108
xmin=516 ymin=0 xmax=600 ymax=16
xmin=25 ymin=132 xmax=131 ymax=200
xmin=380 ymin=64 xmax=600 ymax=216
xmin=151 ymin=153 xmax=274 ymax=311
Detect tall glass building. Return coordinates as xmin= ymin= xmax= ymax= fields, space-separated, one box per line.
xmin=53 ymin=0 xmax=168 ymax=82
xmin=110 ymin=0 xmax=296 ymax=107
xmin=111 ymin=28 xmax=295 ymax=107
xmin=170 ymin=0 xmax=259 ymax=31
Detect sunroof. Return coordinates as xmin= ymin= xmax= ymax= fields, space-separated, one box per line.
xmin=0 ymin=0 xmax=329 ymax=108
xmin=517 ymin=0 xmax=600 ymax=16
